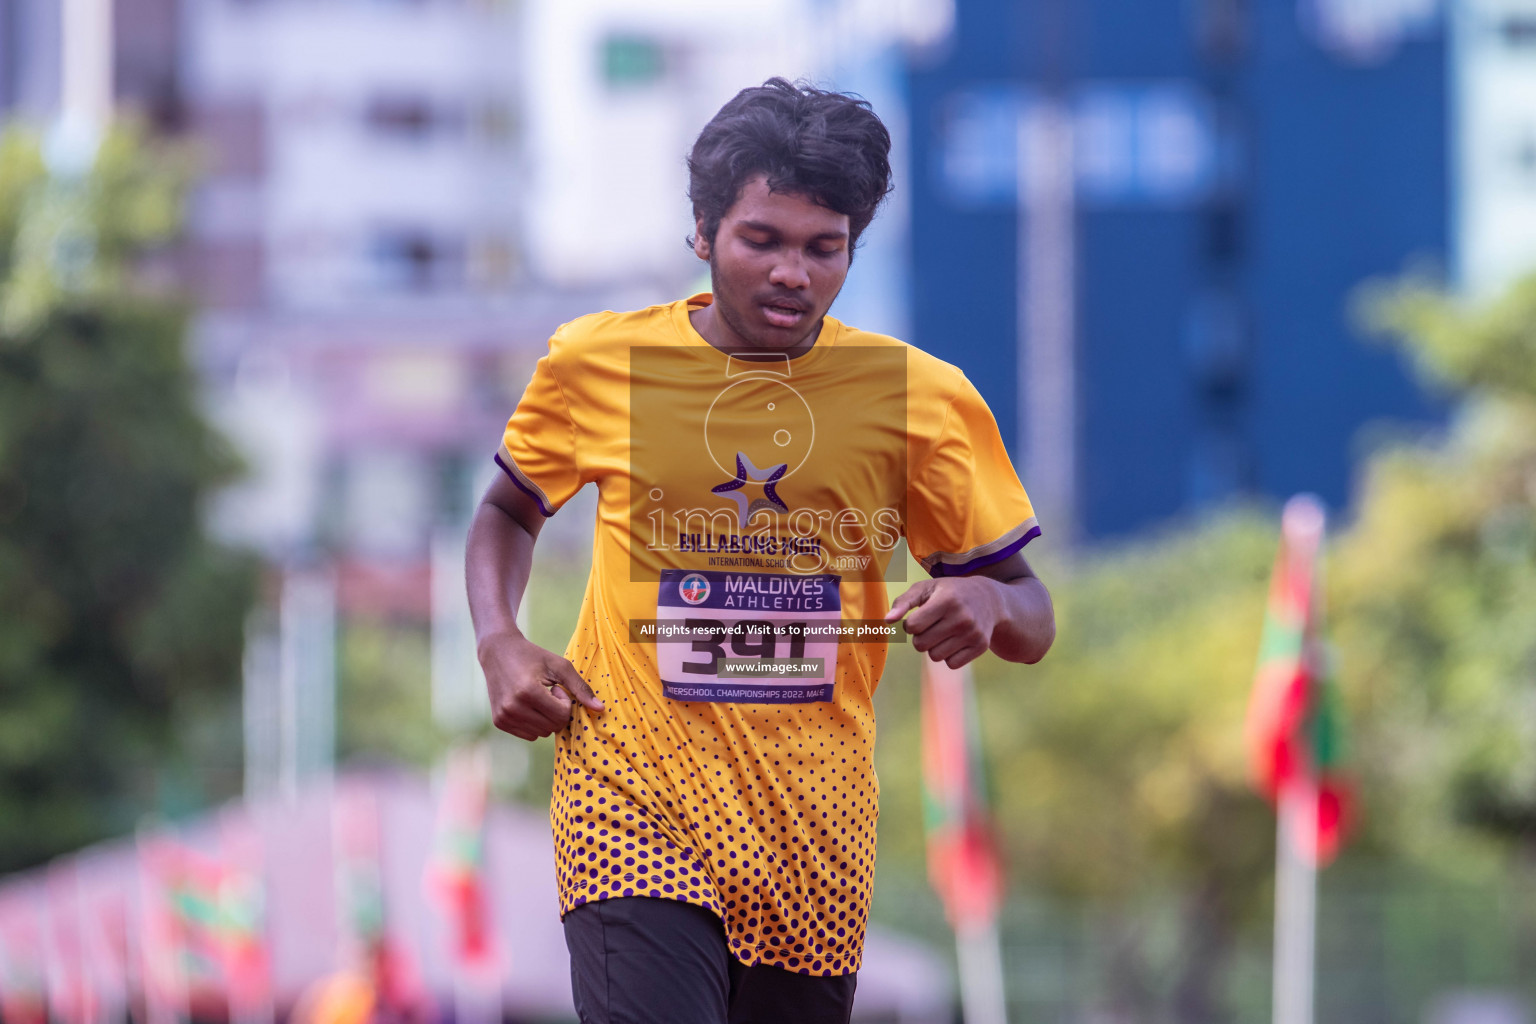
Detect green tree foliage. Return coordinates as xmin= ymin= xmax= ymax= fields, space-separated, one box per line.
xmin=976 ymin=522 xmax=1277 ymax=909
xmin=1337 ymin=275 xmax=1536 ymax=860
xmin=877 ymin=522 xmax=1280 ymax=1019
xmin=0 ymin=122 xmax=256 ymax=871
xmin=878 ymin=521 xmax=1269 ymax=887
xmin=868 ymin=271 xmax=1536 ymax=1020
xmin=338 ymin=619 xmax=443 ymax=769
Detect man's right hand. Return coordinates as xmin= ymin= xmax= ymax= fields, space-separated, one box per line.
xmin=478 ymin=632 xmax=606 ymax=741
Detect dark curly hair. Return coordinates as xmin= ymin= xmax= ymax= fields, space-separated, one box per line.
xmin=686 ymin=78 xmax=893 ymax=257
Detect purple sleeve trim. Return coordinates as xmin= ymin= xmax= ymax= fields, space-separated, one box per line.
xmin=927 ymin=524 xmax=1041 ymax=578
xmin=493 ymin=453 xmax=556 ymax=517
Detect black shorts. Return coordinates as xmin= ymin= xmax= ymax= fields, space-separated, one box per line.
xmin=563 ymin=897 xmax=858 ymax=1024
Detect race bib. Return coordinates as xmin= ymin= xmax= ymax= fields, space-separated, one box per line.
xmin=655 ymin=569 xmax=841 ymax=703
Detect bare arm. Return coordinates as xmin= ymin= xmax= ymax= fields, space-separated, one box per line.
xmin=466 ymin=471 xmax=603 ymax=740
xmin=884 ymin=550 xmax=1055 ymax=668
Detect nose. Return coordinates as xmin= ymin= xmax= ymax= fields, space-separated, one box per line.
xmin=768 ymin=251 xmax=809 ymax=290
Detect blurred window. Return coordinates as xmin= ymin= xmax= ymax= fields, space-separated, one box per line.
xmin=364 ymin=95 xmax=462 ymax=142
xmin=1299 ymin=0 xmax=1439 ymax=63
xmin=194 ymin=238 xmax=265 ymax=310
xmin=1197 ymin=0 xmax=1248 ymax=59
xmin=368 ymin=230 xmax=464 ymax=291
xmin=1499 ymin=15 xmax=1536 ymax=46
xmin=1183 ymin=292 xmax=1249 ymax=394
xmin=469 ymin=237 xmax=518 ymax=289
xmin=195 ymin=101 xmax=265 ymax=178
xmin=477 ymin=99 xmax=516 ymax=146
xmin=601 ymin=35 xmax=667 ymax=89
xmin=1204 ymin=202 xmax=1244 ymax=266
xmin=1139 ymin=91 xmax=1217 ymax=200
xmin=1511 ymin=132 xmax=1536 ymax=184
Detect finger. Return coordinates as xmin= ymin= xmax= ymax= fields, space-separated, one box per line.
xmin=925 ymin=632 xmax=971 ymax=664
xmin=522 ymin=680 xmax=574 ymax=733
xmin=490 ymin=713 xmax=529 ymax=740
xmin=913 ymin=616 xmax=987 ymax=657
xmin=885 ymin=581 xmax=935 ymax=623
xmin=491 ymin=705 xmax=542 ymax=742
xmin=506 ymin=699 xmax=565 ymax=738
xmin=537 ymin=688 xmax=574 ymax=733
xmin=944 ymin=644 xmax=988 ymax=670
xmin=927 ymin=626 xmax=987 ymax=663
xmin=908 ymin=613 xmax=963 ymax=653
xmin=902 ymin=588 xmax=953 ymax=634
xmin=554 ymin=661 xmax=605 ymax=713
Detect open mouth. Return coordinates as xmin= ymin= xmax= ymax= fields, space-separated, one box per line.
xmin=761 ymin=300 xmax=807 ymax=328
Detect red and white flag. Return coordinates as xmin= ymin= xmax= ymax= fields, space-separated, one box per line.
xmin=921 ymin=659 xmax=1004 ymax=930
xmin=0 ymin=889 xmax=48 ymax=1024
xmin=44 ymin=865 xmax=96 ymax=1024
xmin=426 ymin=745 xmax=500 ymax=982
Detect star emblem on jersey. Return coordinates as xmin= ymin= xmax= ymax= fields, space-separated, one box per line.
xmin=711 ymin=452 xmax=789 ymax=525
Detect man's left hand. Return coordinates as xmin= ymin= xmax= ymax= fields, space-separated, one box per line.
xmin=884 ymin=577 xmax=1001 ymax=670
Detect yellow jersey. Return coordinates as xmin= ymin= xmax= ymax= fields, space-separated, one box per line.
xmin=496 ymin=294 xmax=1037 ymax=975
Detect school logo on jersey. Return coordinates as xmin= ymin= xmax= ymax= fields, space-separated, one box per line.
xmin=710 ymin=452 xmax=790 ymax=525
xmin=679 ymin=573 xmax=711 ymax=605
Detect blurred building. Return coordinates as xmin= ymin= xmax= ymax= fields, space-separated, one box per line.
xmin=172 ymin=0 xmax=946 ymax=781
xmin=907 ymin=0 xmax=1448 ymax=540
xmin=517 ymin=0 xmax=947 ymax=331
xmin=183 ymin=0 xmax=943 ymax=575
xmin=0 ymin=0 xmax=181 ymax=131
xmin=1 ymin=0 xmax=945 ymax=789
xmin=170 ymin=0 xmax=610 ymax=787
xmin=521 ymin=0 xmax=808 ymax=288
xmin=184 ymin=0 xmax=526 ymax=315
xmin=181 ymin=0 xmax=552 ymax=581
xmin=1456 ymin=0 xmax=1536 ymax=296
xmin=0 ymin=0 xmax=945 ymax=570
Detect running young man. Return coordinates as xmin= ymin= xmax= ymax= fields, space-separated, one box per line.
xmin=467 ymin=79 xmax=1055 ymax=1024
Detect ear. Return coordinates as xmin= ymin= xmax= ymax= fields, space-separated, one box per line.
xmin=693 ymin=218 xmax=712 ymax=261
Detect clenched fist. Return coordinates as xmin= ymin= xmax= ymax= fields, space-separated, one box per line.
xmin=478 ymin=632 xmax=605 ymax=740
xmin=884 ymin=577 xmax=1002 ymax=670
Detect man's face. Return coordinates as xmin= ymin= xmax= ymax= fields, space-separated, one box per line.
xmin=693 ymin=175 xmax=851 ymax=353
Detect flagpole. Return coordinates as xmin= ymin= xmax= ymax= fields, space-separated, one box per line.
xmin=922 ymin=658 xmax=1010 ymax=1024
xmin=135 ymin=824 xmax=187 ymax=1024
xmin=1252 ymin=494 xmax=1339 ymax=1024
xmin=955 ymin=918 xmax=1009 ymax=1024
xmin=1271 ymin=781 xmax=1317 ymax=1024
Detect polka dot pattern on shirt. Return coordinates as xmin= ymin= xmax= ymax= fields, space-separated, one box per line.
xmin=550 ymin=604 xmax=880 ymax=977
xmin=497 ymin=301 xmax=1040 ymax=982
